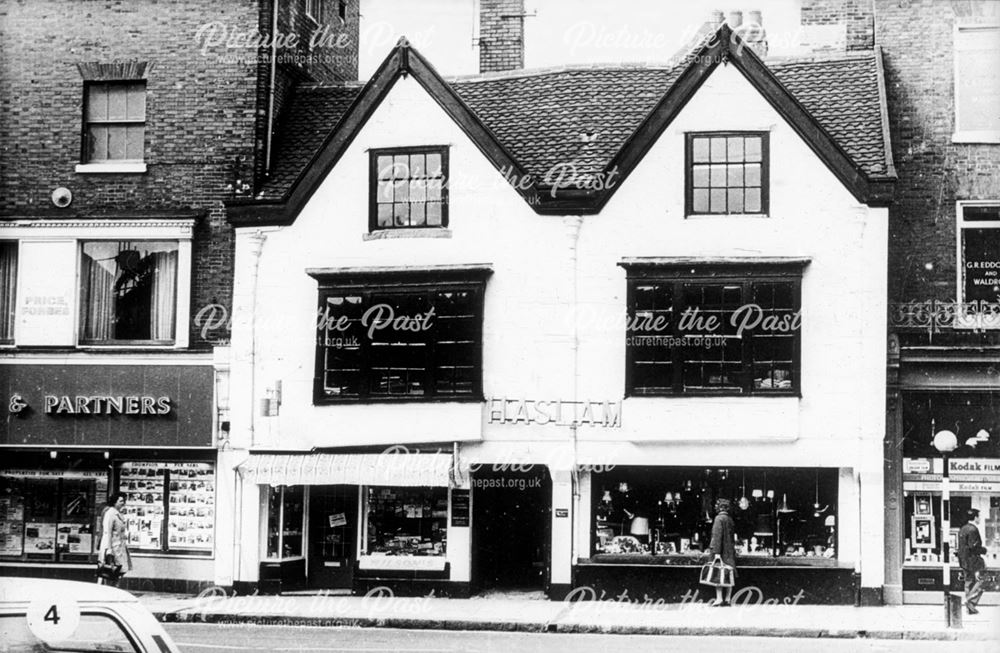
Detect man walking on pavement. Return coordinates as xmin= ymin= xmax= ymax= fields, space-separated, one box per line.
xmin=957 ymin=508 xmax=987 ymax=615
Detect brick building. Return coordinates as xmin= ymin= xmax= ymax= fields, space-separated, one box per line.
xmin=0 ymin=0 xmax=358 ymax=591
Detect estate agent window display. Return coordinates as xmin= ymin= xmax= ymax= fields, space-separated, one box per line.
xmin=592 ymin=467 xmax=838 ymax=562
xmin=364 ymin=487 xmax=448 ymax=558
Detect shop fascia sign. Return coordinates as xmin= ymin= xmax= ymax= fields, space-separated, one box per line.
xmin=488 ymin=397 xmax=621 ymax=427
xmin=7 ymin=393 xmax=172 ymax=416
xmin=903 ymin=457 xmax=1000 ymax=476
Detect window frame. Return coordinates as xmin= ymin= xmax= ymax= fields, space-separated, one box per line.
xmin=80 ymin=80 xmax=147 ymax=165
xmin=953 ymin=24 xmax=1000 ymax=144
xmin=305 ymin=0 xmax=324 ymax=23
xmin=623 ymin=262 xmax=804 ymax=397
xmin=77 ymin=238 xmax=183 ymax=348
xmin=0 ymin=240 xmax=17 ymax=345
xmin=368 ymin=145 xmax=450 ymax=232
xmin=311 ymin=268 xmax=489 ymax=404
xmin=684 ymin=131 xmax=770 ymax=217
xmin=955 ymin=200 xmax=1000 ymax=328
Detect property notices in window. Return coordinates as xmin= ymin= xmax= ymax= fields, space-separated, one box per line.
xmin=166 ymin=462 xmax=215 ymax=551
xmin=118 ymin=462 xmax=165 ymax=551
xmin=0 ymin=484 xmax=26 ymax=557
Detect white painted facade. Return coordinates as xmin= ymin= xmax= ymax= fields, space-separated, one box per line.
xmin=223 ymin=62 xmax=888 ymax=594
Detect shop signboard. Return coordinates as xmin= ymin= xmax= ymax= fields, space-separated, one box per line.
xmin=358 ymin=555 xmax=447 ymax=571
xmin=487 ymin=397 xmax=622 ymax=427
xmin=450 ymin=489 xmax=469 ymax=527
xmin=0 ymin=364 xmax=214 ymax=447
xmin=903 ymin=458 xmax=1000 ymax=477
xmin=904 ymin=481 xmax=1000 ymax=493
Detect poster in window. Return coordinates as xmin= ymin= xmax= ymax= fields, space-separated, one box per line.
xmin=963 ymin=228 xmax=1000 ymax=303
xmin=0 ymin=492 xmax=25 ymax=557
xmin=24 ymin=522 xmax=56 ymax=557
xmin=118 ymin=462 xmax=165 ymax=551
xmin=165 ymin=462 xmax=215 ymax=551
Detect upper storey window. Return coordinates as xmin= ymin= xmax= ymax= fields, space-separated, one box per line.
xmin=686 ymin=132 xmax=768 ymax=216
xmin=954 ymin=25 xmax=1000 ymax=143
xmin=83 ymin=82 xmax=146 ymax=164
xmin=370 ymin=147 xmax=448 ymax=231
xmin=0 ymin=241 xmax=16 ymax=344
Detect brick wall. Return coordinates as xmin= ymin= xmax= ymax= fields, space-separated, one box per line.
xmin=0 ymin=0 xmax=271 ymax=348
xmin=479 ymin=0 xmax=524 ymax=73
xmin=875 ymin=0 xmax=1000 ymax=311
xmin=801 ymin=0 xmax=875 ymax=50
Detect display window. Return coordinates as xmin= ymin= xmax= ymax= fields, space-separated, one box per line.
xmin=364 ymin=486 xmax=447 ymax=557
xmin=902 ymin=492 xmax=1000 ymax=568
xmin=0 ymin=469 xmax=109 ymax=562
xmin=591 ymin=466 xmax=838 ymax=560
xmin=117 ymin=461 xmax=215 ymax=555
xmin=266 ymin=485 xmax=305 ymax=559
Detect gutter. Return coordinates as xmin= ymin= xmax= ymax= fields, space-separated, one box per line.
xmin=265 ymin=0 xmax=279 ymax=175
xmin=872 ymin=46 xmax=898 ymax=181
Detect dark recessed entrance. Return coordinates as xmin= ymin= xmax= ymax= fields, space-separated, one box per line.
xmin=307 ymin=485 xmax=357 ymax=590
xmin=471 ymin=466 xmax=551 ymax=593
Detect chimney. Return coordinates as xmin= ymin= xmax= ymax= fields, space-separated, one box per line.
xmin=728 ymin=10 xmax=743 ymax=29
xmin=710 ymin=9 xmax=725 ymax=26
xmin=743 ymin=10 xmax=769 ymax=59
xmin=478 ymin=0 xmax=525 ymax=73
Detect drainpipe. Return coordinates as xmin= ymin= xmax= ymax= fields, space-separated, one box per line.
xmin=568 ymin=215 xmax=584 ymax=573
xmin=265 ymin=0 xmax=279 ymax=175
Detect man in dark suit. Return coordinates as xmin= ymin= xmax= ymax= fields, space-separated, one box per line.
xmin=957 ymin=509 xmax=987 ymax=615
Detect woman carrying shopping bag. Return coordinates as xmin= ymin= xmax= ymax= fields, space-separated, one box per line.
xmin=97 ymin=492 xmax=132 ymax=587
xmin=701 ymin=498 xmax=737 ymax=606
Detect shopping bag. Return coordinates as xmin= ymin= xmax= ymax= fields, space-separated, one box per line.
xmin=699 ymin=555 xmax=735 ymax=587
xmin=96 ymin=552 xmax=122 ymax=582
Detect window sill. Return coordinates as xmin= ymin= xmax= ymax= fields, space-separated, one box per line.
xmin=626 ymin=390 xmax=800 ymax=398
xmin=363 ymin=228 xmax=452 ymax=241
xmin=75 ymin=162 xmax=147 ymax=174
xmin=951 ymin=132 xmax=1000 ymax=144
xmin=685 ymin=213 xmax=771 ymax=219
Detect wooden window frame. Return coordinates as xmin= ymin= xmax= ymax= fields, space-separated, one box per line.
xmin=623 ymin=262 xmax=802 ymax=397
xmin=312 ymin=269 xmax=488 ymax=404
xmin=0 ymin=240 xmax=16 ymax=345
xmin=369 ymin=146 xmax=450 ymax=232
xmin=685 ymin=131 xmax=769 ymax=217
xmin=81 ymin=81 xmax=147 ymax=164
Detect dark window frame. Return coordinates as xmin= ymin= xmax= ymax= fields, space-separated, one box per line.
xmin=0 ymin=239 xmax=17 ymax=344
xmin=81 ymin=80 xmax=147 ymax=164
xmin=623 ymin=262 xmax=803 ymax=397
xmin=685 ymin=131 xmax=769 ymax=216
xmin=312 ymin=269 xmax=489 ymax=404
xmin=369 ymin=145 xmax=450 ymax=232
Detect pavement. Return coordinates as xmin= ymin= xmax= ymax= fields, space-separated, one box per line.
xmin=137 ymin=589 xmax=1000 ymax=641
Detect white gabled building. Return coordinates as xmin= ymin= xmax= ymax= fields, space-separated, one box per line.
xmin=218 ymin=19 xmax=896 ymax=604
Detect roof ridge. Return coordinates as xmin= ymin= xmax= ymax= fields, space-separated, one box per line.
xmin=448 ymin=61 xmax=683 ymax=83
xmin=767 ymin=51 xmax=877 ymax=66
xmin=296 ymin=81 xmax=366 ymax=91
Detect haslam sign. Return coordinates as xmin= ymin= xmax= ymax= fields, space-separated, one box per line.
xmin=488 ymin=397 xmax=622 ymax=427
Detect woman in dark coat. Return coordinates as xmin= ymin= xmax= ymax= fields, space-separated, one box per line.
xmin=708 ymin=498 xmax=737 ymax=606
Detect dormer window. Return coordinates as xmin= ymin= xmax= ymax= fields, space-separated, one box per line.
xmin=370 ymin=146 xmax=448 ymax=231
xmin=686 ymin=132 xmax=768 ymax=216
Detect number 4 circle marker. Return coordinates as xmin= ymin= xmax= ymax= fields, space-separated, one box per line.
xmin=27 ymin=597 xmax=81 ymax=643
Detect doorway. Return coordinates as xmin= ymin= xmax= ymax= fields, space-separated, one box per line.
xmin=471 ymin=466 xmax=551 ymax=593
xmin=306 ymin=485 xmax=358 ymax=590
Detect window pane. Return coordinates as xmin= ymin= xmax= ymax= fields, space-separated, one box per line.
xmin=710 ymin=189 xmax=726 ymax=213
xmin=108 ymin=126 xmax=127 ymax=160
xmin=692 ymin=137 xmax=710 ymax=162
xmin=377 ymin=156 xmax=394 ymax=180
xmin=393 ymin=154 xmax=408 ymax=178
xmin=125 ymin=125 xmax=144 ymax=160
xmin=410 ymin=202 xmax=426 ymax=226
xmin=426 ymin=153 xmax=442 ymax=176
xmin=728 ymin=188 xmax=744 ymax=213
xmin=710 ymin=165 xmax=726 ymax=187
xmin=86 ymin=84 xmax=109 ymax=121
xmin=692 ymin=166 xmax=709 ymax=187
xmin=745 ymin=137 xmax=762 ymax=162
xmin=692 ymin=188 xmax=709 ymax=212
xmin=376 ymin=203 xmax=393 ymax=227
xmin=410 ymin=154 xmax=425 ymax=178
xmin=426 ymin=201 xmax=442 ymax=226
xmin=108 ymin=85 xmax=128 ymax=121
xmin=410 ymin=177 xmax=427 ymax=202
xmin=956 ymin=29 xmax=1000 ymax=132
xmin=88 ymin=125 xmax=109 ymax=161
xmin=394 ymin=179 xmax=409 ymax=203
xmin=745 ymin=163 xmax=761 ymax=186
xmin=745 ymin=188 xmax=762 ymax=212
xmin=80 ymin=241 xmax=178 ymax=342
xmin=127 ymin=84 xmax=146 ymax=120
xmin=727 ymin=137 xmax=744 ymax=162
xmin=377 ymin=180 xmax=393 ymax=203
xmin=0 ymin=242 xmax=16 ymax=341
xmin=393 ymin=202 xmax=409 ymax=226
xmin=710 ymin=137 xmax=727 ymax=162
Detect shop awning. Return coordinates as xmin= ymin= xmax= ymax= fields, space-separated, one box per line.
xmin=236 ymin=452 xmax=453 ymax=487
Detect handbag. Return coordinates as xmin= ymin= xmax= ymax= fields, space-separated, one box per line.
xmin=96 ymin=551 xmax=122 ymax=581
xmin=699 ymin=555 xmax=735 ymax=588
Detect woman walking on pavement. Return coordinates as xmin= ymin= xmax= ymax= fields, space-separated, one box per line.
xmin=98 ymin=492 xmax=132 ymax=587
xmin=709 ymin=498 xmax=737 ymax=606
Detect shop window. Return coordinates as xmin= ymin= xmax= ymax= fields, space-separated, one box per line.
xmin=313 ymin=270 xmax=489 ymax=402
xmin=957 ymin=203 xmax=1000 ymax=313
xmin=117 ymin=462 xmax=215 ymax=555
xmin=79 ymin=240 xmax=179 ymax=344
xmin=267 ymin=485 xmax=304 ymax=559
xmin=686 ymin=132 xmax=768 ymax=215
xmin=954 ymin=25 xmax=1000 ymax=142
xmin=0 ymin=470 xmax=109 ymax=562
xmin=0 ymin=613 xmax=140 ymax=653
xmin=0 ymin=241 xmax=15 ymax=343
xmin=623 ymin=263 xmax=803 ymax=396
xmin=83 ymin=81 xmax=146 ymax=163
xmin=370 ymin=146 xmax=448 ymax=230
xmin=365 ymin=487 xmax=447 ymax=556
xmin=591 ymin=466 xmax=838 ymax=560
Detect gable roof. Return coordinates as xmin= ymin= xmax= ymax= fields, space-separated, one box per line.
xmin=229 ymin=25 xmax=895 ymax=226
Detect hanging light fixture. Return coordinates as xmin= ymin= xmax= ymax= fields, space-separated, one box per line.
xmin=777 ymin=493 xmax=796 ymax=513
xmin=812 ymin=469 xmax=829 ymax=517
xmin=738 ymin=470 xmax=750 ymax=510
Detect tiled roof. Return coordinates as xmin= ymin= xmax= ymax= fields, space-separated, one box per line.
xmin=259 ymin=52 xmax=890 ymax=199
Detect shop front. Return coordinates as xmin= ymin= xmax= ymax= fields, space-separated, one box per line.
xmin=237 ymin=451 xmax=466 ymax=596
xmin=896 ymin=391 xmax=1000 ymax=604
xmin=0 ymin=361 xmax=219 ymax=592
xmin=575 ymin=464 xmax=857 ymax=604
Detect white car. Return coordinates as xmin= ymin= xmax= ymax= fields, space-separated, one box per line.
xmin=0 ymin=577 xmax=181 ymax=652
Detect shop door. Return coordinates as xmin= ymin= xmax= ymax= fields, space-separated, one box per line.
xmin=472 ymin=466 xmax=551 ymax=592
xmin=307 ymin=486 xmax=357 ymax=590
